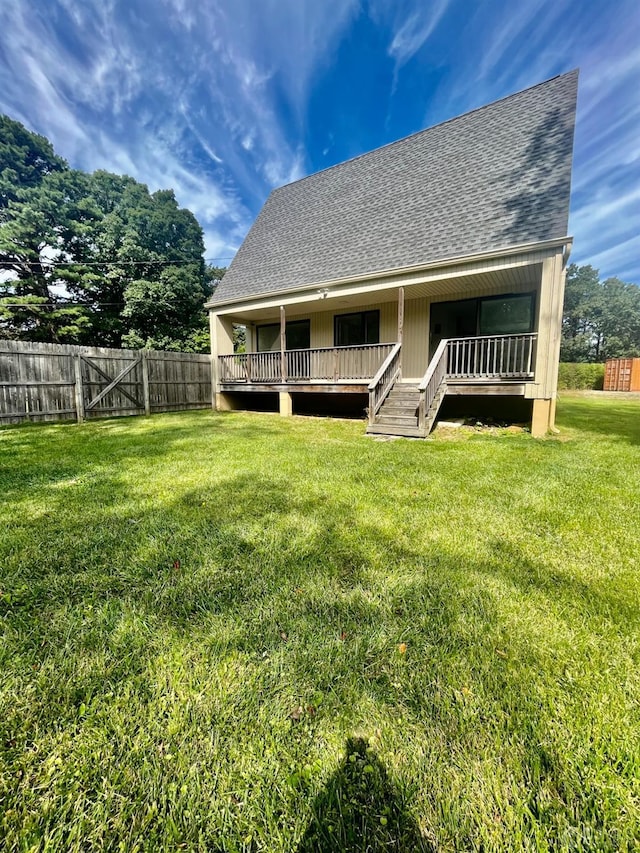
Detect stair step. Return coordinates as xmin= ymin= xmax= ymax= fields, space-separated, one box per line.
xmin=384 ymin=394 xmax=419 ymax=402
xmin=366 ymin=376 xmax=447 ymax=438
xmin=382 ymin=402 xmax=419 ymax=413
xmin=376 ymin=415 xmax=419 ymax=426
xmin=367 ymin=423 xmax=426 ymax=438
xmin=386 ymin=395 xmax=420 ymax=404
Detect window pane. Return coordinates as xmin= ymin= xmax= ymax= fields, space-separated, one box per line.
xmin=258 ymin=321 xmax=310 ymax=351
xmin=479 ymin=294 xmax=534 ymax=335
xmin=286 ymin=320 xmax=310 ymax=350
xmin=257 ymin=324 xmax=280 ymax=352
xmin=334 ymin=311 xmax=380 ymax=346
xmin=335 ymin=314 xmax=361 ymax=346
xmin=364 ymin=311 xmax=379 ymax=344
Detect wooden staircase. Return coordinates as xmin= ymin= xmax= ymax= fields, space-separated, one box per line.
xmin=367 ymin=380 xmax=447 ymax=438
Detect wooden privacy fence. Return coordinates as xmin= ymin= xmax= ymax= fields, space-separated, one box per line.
xmin=0 ymin=341 xmax=212 ymax=424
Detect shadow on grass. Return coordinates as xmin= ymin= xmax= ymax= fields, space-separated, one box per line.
xmin=297 ymin=737 xmax=431 ymax=852
xmin=2 ymin=450 xmax=635 ymax=849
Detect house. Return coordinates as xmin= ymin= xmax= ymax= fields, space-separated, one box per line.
xmin=207 ymin=70 xmax=578 ymax=437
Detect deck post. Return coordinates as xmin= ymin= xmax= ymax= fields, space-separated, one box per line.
xmin=279 ymin=391 xmax=293 ymax=417
xmin=211 ymin=313 xmax=235 ymax=411
xmin=280 ymin=306 xmax=286 ymax=382
xmin=531 ymin=398 xmax=552 ymax=437
xmin=209 ymin=311 xmax=218 ymax=409
xmin=397 ymin=287 xmax=404 ymax=379
xmin=530 ymin=250 xmax=566 ymax=431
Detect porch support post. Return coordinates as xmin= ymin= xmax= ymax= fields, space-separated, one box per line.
xmin=211 ymin=313 xmax=235 ymax=411
xmin=397 ymin=286 xmax=404 ymax=378
xmin=534 ymin=252 xmax=565 ymax=401
xmin=280 ymin=305 xmax=287 ymax=382
xmin=530 ymin=249 xmax=565 ymax=433
xmin=209 ymin=310 xmax=219 ymax=410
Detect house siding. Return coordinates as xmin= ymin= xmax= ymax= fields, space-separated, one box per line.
xmin=241 ymin=271 xmax=544 ymax=381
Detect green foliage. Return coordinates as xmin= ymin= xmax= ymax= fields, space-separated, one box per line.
xmin=0 ymin=116 xmax=219 ymax=350
xmin=1 ymin=397 xmax=639 ymax=850
xmin=562 ymin=263 xmax=640 ymax=361
xmin=0 ymin=115 xmax=66 ymax=212
xmin=557 ymin=362 xmax=605 ymax=390
xmin=121 ymin=266 xmax=210 ymax=351
xmin=233 ymin=324 xmax=247 ymax=353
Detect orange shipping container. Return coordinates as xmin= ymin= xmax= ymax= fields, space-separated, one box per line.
xmin=604 ymin=358 xmax=640 ymax=392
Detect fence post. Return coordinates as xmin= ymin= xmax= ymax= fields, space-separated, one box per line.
xmin=141 ymin=351 xmax=151 ymax=415
xmin=74 ymin=355 xmax=85 ymax=423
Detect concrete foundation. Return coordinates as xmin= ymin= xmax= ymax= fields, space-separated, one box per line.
xmin=531 ymin=398 xmax=553 ymax=437
xmin=215 ymin=392 xmax=240 ymax=411
xmin=279 ymin=391 xmax=293 ymax=417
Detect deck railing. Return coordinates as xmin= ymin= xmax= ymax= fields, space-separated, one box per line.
xmin=218 ymin=343 xmax=394 ymax=384
xmin=446 ymin=333 xmax=536 ymax=379
xmin=368 ymin=342 xmax=402 ymax=426
xmin=218 ymin=334 xmax=537 ymax=390
xmin=417 ymin=338 xmax=448 ymax=432
xmin=219 ymin=351 xmax=281 ymax=383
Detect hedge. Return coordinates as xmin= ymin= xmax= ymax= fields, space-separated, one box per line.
xmin=558 ymin=362 xmax=605 ymax=390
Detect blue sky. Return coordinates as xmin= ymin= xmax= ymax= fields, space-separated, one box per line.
xmin=0 ymin=0 xmax=638 ymax=281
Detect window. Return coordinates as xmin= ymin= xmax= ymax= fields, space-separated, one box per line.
xmin=334 ymin=310 xmax=380 ymax=347
xmin=256 ymin=320 xmax=310 ymax=352
xmin=285 ymin=320 xmax=311 ymax=350
xmin=479 ymin=293 xmax=535 ymax=335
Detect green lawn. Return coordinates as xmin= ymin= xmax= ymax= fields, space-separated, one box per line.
xmin=1 ymin=395 xmax=638 ymax=852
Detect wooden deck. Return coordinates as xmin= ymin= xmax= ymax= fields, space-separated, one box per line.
xmin=219 ymin=334 xmax=537 ymax=436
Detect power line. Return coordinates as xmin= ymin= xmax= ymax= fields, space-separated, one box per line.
xmin=6 ymin=256 xmax=233 ymax=267
xmin=0 ymin=302 xmax=135 ymax=308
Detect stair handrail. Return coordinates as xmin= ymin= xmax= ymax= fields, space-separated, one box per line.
xmin=417 ymin=339 xmax=448 ymax=432
xmin=367 ymin=342 xmax=402 ymax=426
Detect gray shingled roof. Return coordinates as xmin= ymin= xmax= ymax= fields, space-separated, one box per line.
xmin=212 ymin=70 xmax=578 ymax=304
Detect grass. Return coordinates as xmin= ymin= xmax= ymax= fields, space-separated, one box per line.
xmin=0 ymin=394 xmax=638 ymax=852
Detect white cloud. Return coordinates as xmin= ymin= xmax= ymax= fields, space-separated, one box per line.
xmin=577 ymin=235 xmax=640 ymax=282
xmin=0 ymin=0 xmax=365 ymax=257
xmin=1 ymin=0 xmax=638 ymax=282
xmin=387 ymin=1 xmax=449 ymax=65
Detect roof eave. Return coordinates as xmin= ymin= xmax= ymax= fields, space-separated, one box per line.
xmin=206 ymin=236 xmax=573 ymax=311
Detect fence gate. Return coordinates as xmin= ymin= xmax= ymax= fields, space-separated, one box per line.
xmin=79 ymin=353 xmax=145 ymax=419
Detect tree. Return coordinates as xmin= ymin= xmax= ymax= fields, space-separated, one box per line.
xmin=0 ymin=116 xmax=214 ymax=350
xmin=121 ymin=265 xmax=210 ymax=350
xmin=0 ymin=115 xmax=66 ymax=213
xmin=561 ymin=264 xmax=640 ymax=361
xmin=598 ymin=277 xmax=640 ymax=359
xmin=561 ymin=264 xmax=601 ymax=361
xmin=0 ymin=168 xmax=99 ymax=341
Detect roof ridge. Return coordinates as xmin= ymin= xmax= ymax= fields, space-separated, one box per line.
xmin=272 ymin=69 xmax=579 ymax=193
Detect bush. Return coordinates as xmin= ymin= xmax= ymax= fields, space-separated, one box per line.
xmin=558 ymin=362 xmax=605 ymax=390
